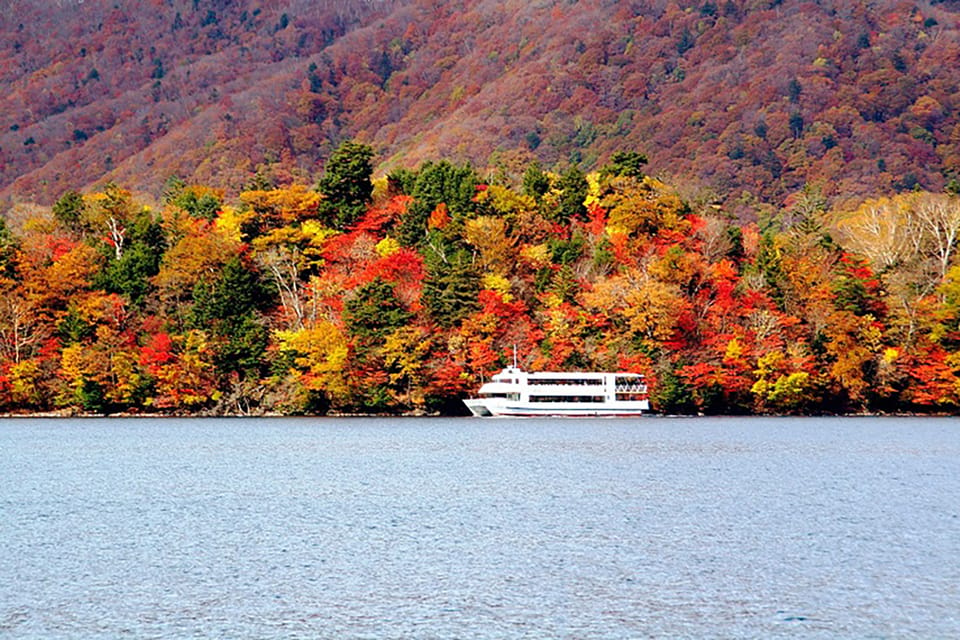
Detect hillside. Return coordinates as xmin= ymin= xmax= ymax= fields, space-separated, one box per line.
xmin=4 ymin=144 xmax=960 ymax=416
xmin=3 ymin=0 xmax=960 ymax=212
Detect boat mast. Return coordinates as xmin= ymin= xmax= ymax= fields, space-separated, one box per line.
xmin=513 ymin=344 xmax=518 ymax=369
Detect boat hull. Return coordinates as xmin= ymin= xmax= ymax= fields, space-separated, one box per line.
xmin=464 ymin=398 xmax=649 ymax=417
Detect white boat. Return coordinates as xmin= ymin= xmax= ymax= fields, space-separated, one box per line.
xmin=463 ymin=366 xmax=650 ymax=417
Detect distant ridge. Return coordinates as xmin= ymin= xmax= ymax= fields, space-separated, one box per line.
xmin=3 ymin=0 xmax=960 ymax=213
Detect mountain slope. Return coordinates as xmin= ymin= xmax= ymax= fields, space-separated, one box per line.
xmin=3 ymin=0 xmax=960 ymax=212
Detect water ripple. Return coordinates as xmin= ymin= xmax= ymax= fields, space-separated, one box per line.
xmin=1 ymin=416 xmax=959 ymax=638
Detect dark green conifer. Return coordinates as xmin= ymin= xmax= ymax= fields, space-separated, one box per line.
xmin=317 ymin=140 xmax=375 ymax=229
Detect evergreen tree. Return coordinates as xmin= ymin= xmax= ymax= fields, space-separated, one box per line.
xmin=343 ymin=278 xmax=412 ymax=342
xmin=422 ymin=246 xmax=480 ymax=328
xmin=386 ymin=168 xmax=417 ymax=196
xmin=601 ymin=151 xmax=648 ymax=180
xmin=161 ymin=175 xmax=186 ymax=204
xmin=755 ymin=230 xmax=787 ymax=311
xmin=554 ymin=165 xmax=588 ymax=223
xmin=397 ymin=160 xmax=479 ymax=247
xmin=174 ymin=188 xmax=222 ymax=220
xmin=95 ymin=211 xmax=167 ymax=306
xmin=191 ymin=257 xmax=273 ymax=378
xmin=317 ymin=140 xmax=375 ymax=229
xmin=0 ymin=216 xmax=19 ymax=279
xmin=653 ymin=366 xmax=698 ymax=415
xmin=522 ymin=161 xmax=550 ymax=201
xmin=52 ymin=190 xmax=86 ymax=232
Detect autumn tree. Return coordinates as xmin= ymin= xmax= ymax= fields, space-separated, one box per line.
xmin=381 ymin=324 xmax=434 ymax=410
xmin=463 ymin=215 xmax=515 ymax=277
xmin=833 ymin=192 xmax=960 ymax=346
xmin=0 ymin=223 xmax=38 ymax=368
xmin=252 ymin=220 xmax=333 ymax=330
xmin=152 ymin=222 xmax=239 ymax=327
xmin=273 ymin=321 xmax=350 ymax=412
xmin=84 ymin=184 xmax=139 ymax=260
xmin=240 ymin=184 xmax=323 ymax=239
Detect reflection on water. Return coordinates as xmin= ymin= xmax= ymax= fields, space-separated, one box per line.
xmin=1 ymin=416 xmax=959 ymax=638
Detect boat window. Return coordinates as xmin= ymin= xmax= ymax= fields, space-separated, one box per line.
xmin=615 ymin=393 xmax=647 ymax=402
xmin=528 ymin=378 xmax=603 ymax=386
xmin=529 ymin=395 xmax=606 ymax=403
xmin=615 ymin=376 xmax=647 ymax=393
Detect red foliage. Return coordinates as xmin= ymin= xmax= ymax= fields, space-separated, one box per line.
xmin=477 ymin=289 xmax=527 ymax=321
xmin=906 ymin=348 xmax=959 ymax=408
xmin=360 ymin=248 xmax=424 ymax=285
xmin=140 ymin=332 xmax=175 ymax=370
xmin=585 ymin=204 xmax=607 ymax=236
xmin=46 ymin=236 xmax=78 ymax=263
xmin=352 ymin=195 xmax=412 ymax=233
xmin=38 ymin=338 xmax=62 ymax=362
xmin=358 ymin=248 xmax=425 ymax=309
xmin=426 ymin=356 xmax=471 ymax=397
xmin=0 ymin=366 xmax=11 ymax=400
xmin=320 ymin=232 xmax=356 ymax=264
xmin=427 ymin=203 xmax=450 ymax=229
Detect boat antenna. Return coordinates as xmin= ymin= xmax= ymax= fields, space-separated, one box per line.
xmin=512 ymin=344 xmax=518 ymax=369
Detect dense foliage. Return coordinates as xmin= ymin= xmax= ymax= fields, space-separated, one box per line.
xmin=4 ymin=0 xmax=960 ymax=215
xmin=3 ymin=143 xmax=960 ymax=416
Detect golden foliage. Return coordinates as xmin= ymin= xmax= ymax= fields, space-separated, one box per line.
xmin=474 ymin=184 xmax=536 ymax=216
xmin=153 ymin=226 xmax=239 ymax=305
xmin=464 ymin=215 xmax=515 ymax=276
xmin=276 ymin=323 xmax=350 ymax=398
xmin=583 ymin=267 xmax=685 ymax=345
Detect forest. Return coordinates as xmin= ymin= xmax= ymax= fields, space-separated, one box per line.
xmin=5 ymin=0 xmax=960 ymax=215
xmin=2 ymin=140 xmax=960 ymax=416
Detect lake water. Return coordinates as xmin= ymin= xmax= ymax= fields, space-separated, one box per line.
xmin=1 ymin=416 xmax=958 ymax=638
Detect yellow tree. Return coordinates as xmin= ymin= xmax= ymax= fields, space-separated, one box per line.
xmin=55 ymin=292 xmax=138 ymax=412
xmin=832 ymin=192 xmax=960 ymax=345
xmin=0 ymin=278 xmax=45 ymax=365
xmin=750 ymin=346 xmax=815 ymax=414
xmin=583 ymin=266 xmax=687 ymax=349
xmin=274 ymin=322 xmax=350 ymax=408
xmin=82 ymin=184 xmax=138 ymax=259
xmin=252 ymin=221 xmax=336 ymax=330
xmin=144 ymin=330 xmax=220 ymax=410
xmin=820 ymin=310 xmax=882 ymax=408
xmin=464 ymin=215 xmax=516 ymax=278
xmin=602 ymin=176 xmax=692 ymax=239
xmin=382 ymin=325 xmax=433 ymax=410
xmin=239 ymin=184 xmax=322 ymax=237
xmin=152 ymin=221 xmax=239 ymax=324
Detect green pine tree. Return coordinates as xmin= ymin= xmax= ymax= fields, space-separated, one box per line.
xmin=317 ymin=140 xmax=375 ymax=229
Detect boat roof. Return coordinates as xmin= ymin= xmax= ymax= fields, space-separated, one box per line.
xmin=495 ymin=368 xmax=643 ymax=377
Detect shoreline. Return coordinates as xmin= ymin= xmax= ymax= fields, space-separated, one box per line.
xmin=0 ymin=410 xmax=952 ymax=419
